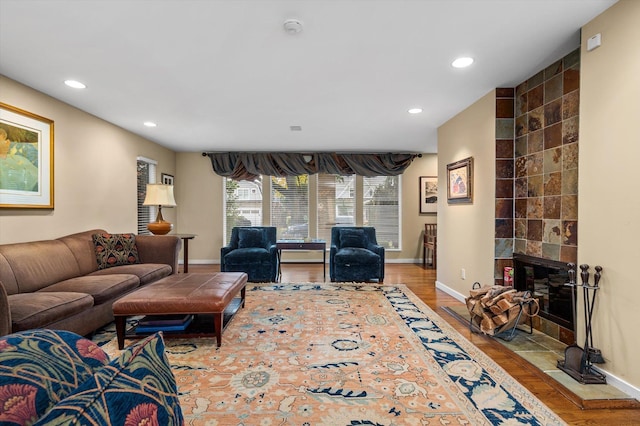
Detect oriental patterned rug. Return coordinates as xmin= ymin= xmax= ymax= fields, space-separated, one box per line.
xmin=93 ymin=284 xmax=566 ymax=425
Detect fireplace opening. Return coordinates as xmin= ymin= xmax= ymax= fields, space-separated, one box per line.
xmin=513 ymin=254 xmax=575 ymax=331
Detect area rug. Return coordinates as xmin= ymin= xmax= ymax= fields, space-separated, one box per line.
xmin=93 ymin=284 xmax=566 ymax=425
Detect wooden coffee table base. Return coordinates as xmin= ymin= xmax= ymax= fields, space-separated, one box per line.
xmin=113 ymin=272 xmax=247 ymax=349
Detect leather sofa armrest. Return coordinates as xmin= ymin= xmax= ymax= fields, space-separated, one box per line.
xmin=0 ymin=280 xmax=10 ymax=337
xmin=136 ymin=235 xmax=182 ymax=274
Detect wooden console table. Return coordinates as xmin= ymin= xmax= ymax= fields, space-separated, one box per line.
xmin=276 ymin=240 xmax=326 ymax=281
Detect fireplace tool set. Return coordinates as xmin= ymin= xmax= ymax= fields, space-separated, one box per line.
xmin=557 ymin=263 xmax=607 ymax=384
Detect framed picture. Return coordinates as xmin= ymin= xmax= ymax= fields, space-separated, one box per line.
xmin=161 ymin=173 xmax=174 ymax=185
xmin=447 ymin=157 xmax=473 ymax=204
xmin=419 ymin=176 xmax=438 ymax=214
xmin=0 ymin=102 xmax=54 ymax=209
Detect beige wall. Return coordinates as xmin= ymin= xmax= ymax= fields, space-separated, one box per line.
xmin=0 ymin=76 xmax=176 ymax=243
xmin=175 ymin=153 xmax=438 ymax=263
xmin=436 ymin=90 xmax=497 ymax=298
xmin=579 ymin=0 xmax=640 ymax=390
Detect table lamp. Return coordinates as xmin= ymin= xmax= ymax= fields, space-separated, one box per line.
xmin=143 ymin=183 xmax=176 ymax=235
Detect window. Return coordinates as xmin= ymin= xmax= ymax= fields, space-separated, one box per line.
xmin=317 ymin=174 xmax=355 ymax=243
xmin=224 ymin=177 xmax=263 ymax=243
xmin=363 ymin=176 xmax=400 ymax=249
xmin=137 ymin=157 xmax=157 ymax=235
xmin=222 ymin=173 xmax=401 ymax=249
xmin=271 ymin=175 xmax=308 ymax=240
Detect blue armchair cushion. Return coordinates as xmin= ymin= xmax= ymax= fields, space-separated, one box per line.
xmin=238 ymin=228 xmax=264 ymax=249
xmin=35 ymin=332 xmax=183 ymax=425
xmin=0 ymin=329 xmax=110 ymax=424
xmin=339 ymin=228 xmax=367 ymax=248
xmin=224 ymin=247 xmax=271 ymax=263
xmin=334 ymin=247 xmax=381 ymax=266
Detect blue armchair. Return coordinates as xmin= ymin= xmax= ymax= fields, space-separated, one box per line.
xmin=221 ymin=227 xmax=278 ymax=282
xmin=330 ymin=227 xmax=384 ymax=282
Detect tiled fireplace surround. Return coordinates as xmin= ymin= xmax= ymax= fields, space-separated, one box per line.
xmin=494 ymin=49 xmax=580 ymax=344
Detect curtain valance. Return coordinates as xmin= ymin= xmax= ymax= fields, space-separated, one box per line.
xmin=203 ymin=152 xmax=419 ymax=180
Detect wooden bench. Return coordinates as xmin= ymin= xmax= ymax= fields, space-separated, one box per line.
xmin=112 ymin=272 xmax=247 ymax=349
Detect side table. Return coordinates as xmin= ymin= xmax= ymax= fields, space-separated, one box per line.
xmin=172 ymin=233 xmax=196 ymax=273
xmin=276 ymin=239 xmax=326 ymax=281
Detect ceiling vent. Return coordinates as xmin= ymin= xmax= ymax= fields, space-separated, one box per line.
xmin=289 ymin=125 xmax=302 ymax=131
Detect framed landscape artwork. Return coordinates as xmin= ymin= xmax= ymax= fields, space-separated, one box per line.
xmin=419 ymin=176 xmax=438 ymax=214
xmin=447 ymin=157 xmax=473 ymax=204
xmin=0 ymin=102 xmax=54 ymax=209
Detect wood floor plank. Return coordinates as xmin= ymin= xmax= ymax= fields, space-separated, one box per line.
xmin=187 ymin=263 xmax=640 ymax=425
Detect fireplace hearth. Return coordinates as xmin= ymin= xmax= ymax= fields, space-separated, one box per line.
xmin=513 ymin=254 xmax=574 ymax=332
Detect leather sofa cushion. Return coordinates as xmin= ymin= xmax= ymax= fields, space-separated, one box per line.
xmin=224 ymin=247 xmax=271 ymax=263
xmin=42 ymin=274 xmax=140 ymax=305
xmin=57 ymin=229 xmax=105 ymax=275
xmin=334 ymin=247 xmax=381 ymax=266
xmin=0 ymin=240 xmax=81 ymax=294
xmin=8 ymin=292 xmax=94 ymax=332
xmin=89 ymin=263 xmax=172 ymax=285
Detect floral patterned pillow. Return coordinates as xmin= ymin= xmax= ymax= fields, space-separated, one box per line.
xmin=93 ymin=232 xmax=140 ymax=270
xmin=35 ymin=332 xmax=183 ymax=425
xmin=0 ymin=329 xmax=110 ymax=425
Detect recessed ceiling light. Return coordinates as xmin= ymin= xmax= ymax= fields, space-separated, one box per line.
xmin=408 ymin=108 xmax=423 ymax=114
xmin=143 ymin=122 xmax=157 ymax=128
xmin=64 ymin=80 xmax=86 ymax=89
xmin=452 ymin=57 xmax=474 ymax=68
xmin=283 ymin=19 xmax=303 ymax=35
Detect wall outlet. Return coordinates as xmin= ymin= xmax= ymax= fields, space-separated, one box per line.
xmin=461 ymin=268 xmax=466 ymax=280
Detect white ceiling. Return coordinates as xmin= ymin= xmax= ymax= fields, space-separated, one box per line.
xmin=0 ymin=0 xmax=616 ymax=154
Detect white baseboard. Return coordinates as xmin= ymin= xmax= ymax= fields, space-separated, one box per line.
xmin=183 ymin=259 xmax=217 ymax=265
xmin=593 ymin=368 xmax=640 ymax=400
xmin=435 ymin=280 xmax=640 ymax=401
xmin=435 ymin=280 xmax=466 ymax=303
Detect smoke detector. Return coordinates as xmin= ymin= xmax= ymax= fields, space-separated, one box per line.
xmin=283 ymin=19 xmax=303 ymax=35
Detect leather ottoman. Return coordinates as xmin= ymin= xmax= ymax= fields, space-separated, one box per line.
xmin=112 ymin=272 xmax=247 ymax=348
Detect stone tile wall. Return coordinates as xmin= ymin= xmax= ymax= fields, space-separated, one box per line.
xmin=494 ymin=49 xmax=580 ymax=285
xmin=514 ymin=49 xmax=580 ymax=264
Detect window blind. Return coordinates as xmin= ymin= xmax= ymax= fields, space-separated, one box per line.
xmin=317 ymin=174 xmax=355 ymax=243
xmin=363 ymin=176 xmax=400 ymax=249
xmin=137 ymin=157 xmax=156 ymax=235
xmin=271 ymin=175 xmax=309 ymax=240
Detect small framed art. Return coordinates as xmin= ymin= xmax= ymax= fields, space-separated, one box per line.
xmin=447 ymin=157 xmax=473 ymax=204
xmin=161 ymin=173 xmax=174 ymax=185
xmin=419 ymin=176 xmax=438 ymax=214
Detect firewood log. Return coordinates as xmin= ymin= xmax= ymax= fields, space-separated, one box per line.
xmin=489 ymin=297 xmax=517 ymax=315
xmin=469 ymin=286 xmax=491 ymax=298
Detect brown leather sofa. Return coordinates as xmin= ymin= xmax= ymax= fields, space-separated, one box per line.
xmin=0 ymin=229 xmax=181 ymax=337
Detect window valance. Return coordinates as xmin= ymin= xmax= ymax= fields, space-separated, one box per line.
xmin=203 ymin=152 xmax=419 ymax=180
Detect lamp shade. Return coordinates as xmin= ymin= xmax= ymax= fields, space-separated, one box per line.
xmin=143 ymin=184 xmax=176 ymax=207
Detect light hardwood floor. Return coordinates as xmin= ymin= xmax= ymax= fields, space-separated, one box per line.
xmin=188 ymin=263 xmax=640 ymax=425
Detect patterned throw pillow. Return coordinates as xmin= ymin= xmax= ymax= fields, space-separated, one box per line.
xmin=35 ymin=333 xmax=183 ymax=426
xmin=238 ymin=228 xmax=263 ymax=249
xmin=339 ymin=228 xmax=367 ymax=248
xmin=93 ymin=233 xmax=140 ymax=270
xmin=0 ymin=329 xmax=110 ymax=425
